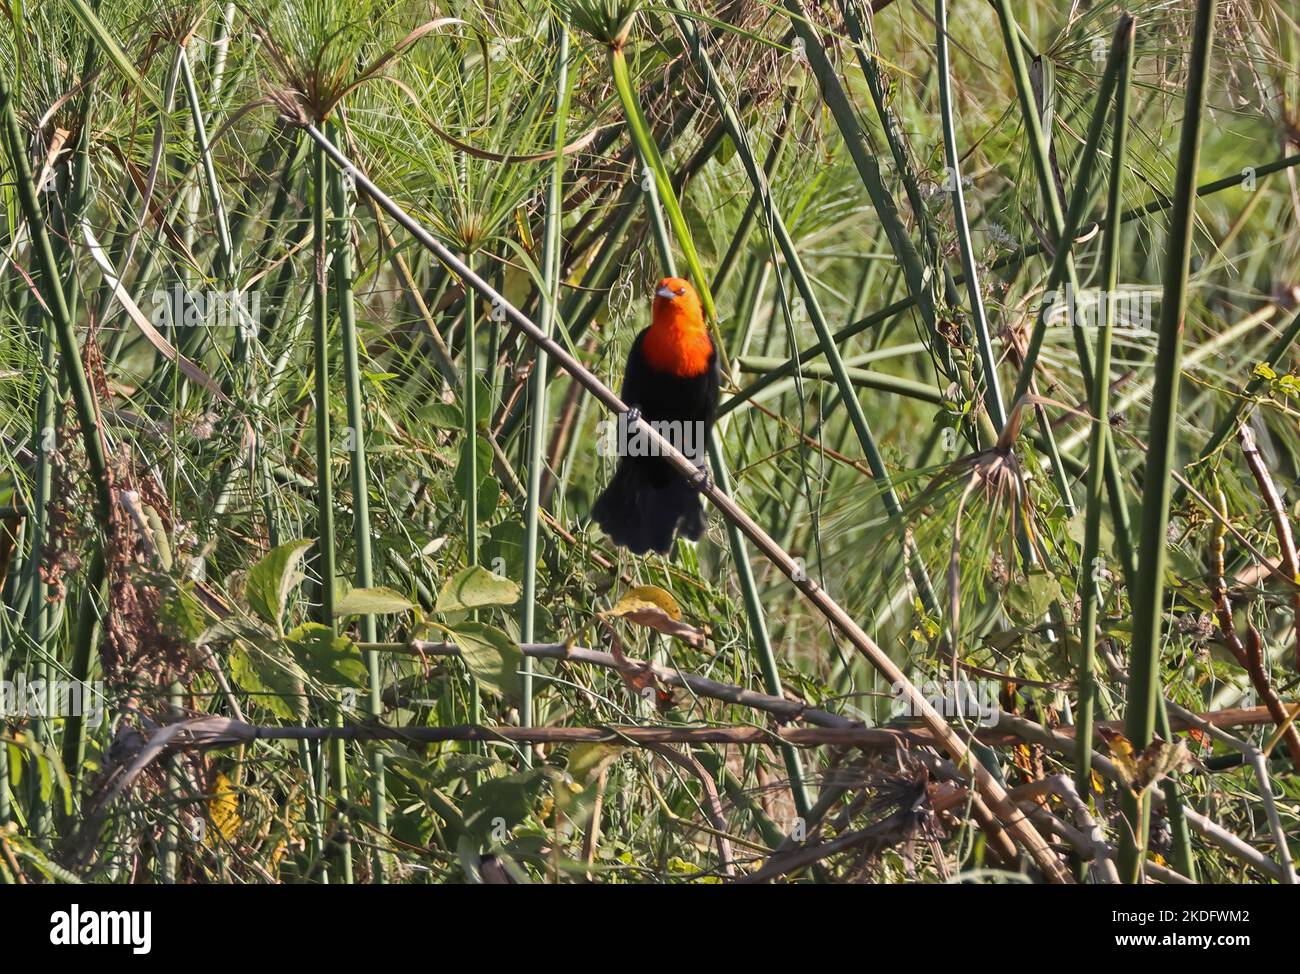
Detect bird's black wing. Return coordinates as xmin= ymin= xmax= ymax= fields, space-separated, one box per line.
xmin=619 ymin=328 xmax=652 ymax=410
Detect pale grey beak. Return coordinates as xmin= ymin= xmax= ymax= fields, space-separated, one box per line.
xmin=655 ymin=284 xmax=676 ymax=299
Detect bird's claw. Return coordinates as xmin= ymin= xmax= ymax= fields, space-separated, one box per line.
xmin=691 ymin=465 xmax=712 ymax=492
xmin=624 ymin=405 xmax=642 ymax=426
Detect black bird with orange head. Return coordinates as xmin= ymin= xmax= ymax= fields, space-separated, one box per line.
xmin=591 ymin=277 xmax=720 ymax=555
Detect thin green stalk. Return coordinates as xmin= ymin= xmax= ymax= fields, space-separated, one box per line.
xmin=521 ymin=22 xmax=571 ymax=743
xmin=1077 ymin=14 xmax=1134 ymax=805
xmin=1119 ymin=0 xmax=1217 ymax=883
xmin=935 ymin=0 xmax=1006 ymax=429
xmin=608 ymin=41 xmax=726 ymax=371
xmin=179 ymin=47 xmax=234 ymax=280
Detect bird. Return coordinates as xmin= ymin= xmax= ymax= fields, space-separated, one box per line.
xmin=591 ymin=276 xmax=719 ymax=555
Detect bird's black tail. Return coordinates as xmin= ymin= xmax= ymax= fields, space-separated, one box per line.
xmin=591 ymin=459 xmax=705 ymax=555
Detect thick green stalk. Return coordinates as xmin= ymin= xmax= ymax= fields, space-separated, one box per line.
xmin=61 ymin=549 xmax=106 ymax=796
xmin=328 ymin=123 xmax=374 ymax=882
xmin=993 ymin=3 xmax=1147 ymax=557
xmin=782 ymin=1 xmax=950 ymax=385
xmin=161 ymin=682 xmax=183 ymax=883
xmin=521 ymin=23 xmax=571 ymax=741
xmin=1003 ymin=7 xmax=1125 ymax=408
xmin=1077 ymin=15 xmax=1134 ymax=804
xmin=311 ymin=139 xmax=337 ymax=625
xmin=331 ymin=695 xmax=354 ymax=884
xmin=463 ymin=266 xmax=481 ymax=736
xmin=464 ymin=270 xmax=479 ymax=566
xmin=710 ymin=92 xmax=793 ymax=298
xmin=620 ymin=28 xmax=811 ymax=818
xmin=709 ymin=437 xmax=811 ymax=820
xmin=1118 ymin=0 xmax=1217 ymax=883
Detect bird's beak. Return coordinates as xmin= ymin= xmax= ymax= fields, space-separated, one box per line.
xmin=655 ymin=284 xmax=677 ymax=299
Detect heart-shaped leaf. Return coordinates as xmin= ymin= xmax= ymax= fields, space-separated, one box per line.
xmin=448 ymin=621 xmax=523 ymax=700
xmin=437 ymin=565 xmax=520 ymax=614
xmin=285 ymin=622 xmax=368 ymax=686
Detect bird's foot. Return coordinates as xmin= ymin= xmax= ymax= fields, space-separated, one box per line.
xmin=690 ymin=463 xmax=712 ymax=492
xmin=624 ymin=405 xmax=642 ymax=427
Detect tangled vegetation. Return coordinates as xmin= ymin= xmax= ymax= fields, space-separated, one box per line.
xmin=0 ymin=0 xmax=1298 ymax=884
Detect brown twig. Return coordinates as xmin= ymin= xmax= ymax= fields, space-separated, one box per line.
xmin=1239 ymin=424 xmax=1300 ymax=672
xmin=646 ymin=743 xmax=736 ymax=877
xmin=1207 ymin=475 xmax=1300 ymax=766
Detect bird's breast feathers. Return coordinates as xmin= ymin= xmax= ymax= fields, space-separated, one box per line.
xmin=640 ymin=315 xmax=714 ymax=378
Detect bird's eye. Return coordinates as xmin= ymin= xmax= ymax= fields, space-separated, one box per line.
xmin=674 ymin=287 xmax=685 ymax=296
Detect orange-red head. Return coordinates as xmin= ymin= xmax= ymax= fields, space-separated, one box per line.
xmin=643 ymin=276 xmax=712 ymax=378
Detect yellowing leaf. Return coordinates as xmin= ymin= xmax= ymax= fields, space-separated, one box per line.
xmin=207 ymin=773 xmax=241 ymax=845
xmin=603 ymin=585 xmax=705 ymax=647
xmin=567 ymin=743 xmax=622 ymax=785
xmin=1099 ymin=727 xmax=1191 ymax=794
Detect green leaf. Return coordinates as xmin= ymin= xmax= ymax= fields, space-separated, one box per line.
xmin=335 ymin=586 xmax=415 ymax=617
xmin=487 ymin=519 xmax=526 ymax=580
xmin=567 ymin=743 xmax=622 ymax=785
xmin=474 ymin=374 xmax=493 ymax=426
xmin=6 ymin=740 xmax=21 ymax=788
xmin=285 ymin=623 xmax=368 ymax=686
xmin=246 ymin=539 xmax=313 ymax=630
xmin=448 ymin=621 xmax=523 ymax=700
xmin=460 ymin=766 xmax=549 ymax=842
xmin=437 ymin=565 xmax=520 ymax=614
xmin=159 ymin=584 xmax=211 ymax=641
xmin=420 ymin=401 xmax=464 ymax=430
xmin=454 ymin=435 xmax=500 ymax=518
xmin=229 ymin=642 xmax=309 ymax=721
xmin=1006 ymin=570 xmax=1061 ymax=621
